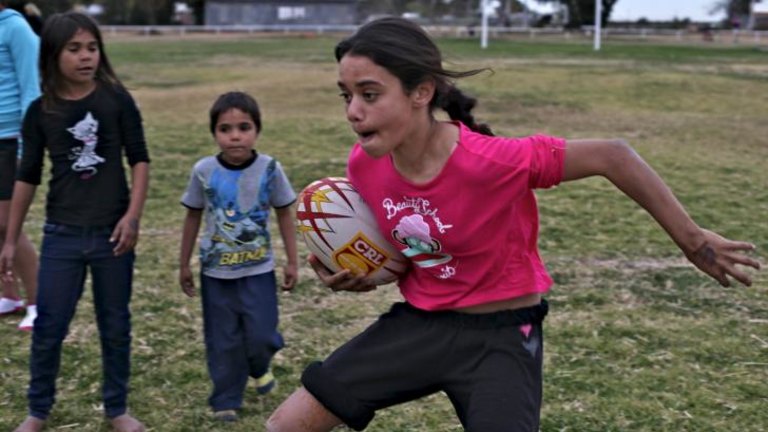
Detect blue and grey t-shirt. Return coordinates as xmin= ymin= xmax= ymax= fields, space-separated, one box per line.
xmin=181 ymin=151 xmax=296 ymax=279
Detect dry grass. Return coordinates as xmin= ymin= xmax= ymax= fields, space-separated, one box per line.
xmin=1 ymin=35 xmax=766 ymax=431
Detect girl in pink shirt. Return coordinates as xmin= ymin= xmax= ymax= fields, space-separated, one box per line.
xmin=347 ymin=124 xmax=564 ymax=311
xmin=267 ymin=17 xmax=760 ymax=432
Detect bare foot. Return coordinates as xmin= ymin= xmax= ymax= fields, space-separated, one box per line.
xmin=110 ymin=414 xmax=145 ymax=432
xmin=13 ymin=416 xmax=45 ymax=432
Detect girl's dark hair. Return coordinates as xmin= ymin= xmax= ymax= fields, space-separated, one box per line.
xmin=335 ymin=16 xmax=493 ymax=136
xmin=39 ymin=12 xmax=122 ymax=109
xmin=209 ymin=91 xmax=262 ymax=135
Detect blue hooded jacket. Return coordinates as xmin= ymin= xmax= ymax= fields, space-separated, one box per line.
xmin=0 ymin=7 xmax=40 ymax=140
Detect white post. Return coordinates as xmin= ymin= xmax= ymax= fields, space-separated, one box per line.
xmin=522 ymin=0 xmax=529 ymax=29
xmin=594 ymin=0 xmax=602 ymax=51
xmin=481 ymin=0 xmax=489 ymax=49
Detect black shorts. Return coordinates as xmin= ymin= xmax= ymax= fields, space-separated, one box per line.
xmin=0 ymin=138 xmax=19 ymax=200
xmin=302 ymin=299 xmax=548 ymax=432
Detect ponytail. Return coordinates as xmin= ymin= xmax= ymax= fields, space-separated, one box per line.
xmin=439 ymin=87 xmax=494 ymax=136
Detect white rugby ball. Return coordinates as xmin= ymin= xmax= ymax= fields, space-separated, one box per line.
xmin=296 ymin=177 xmax=408 ymax=285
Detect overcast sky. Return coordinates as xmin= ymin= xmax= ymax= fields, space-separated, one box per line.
xmin=527 ymin=0 xmax=727 ymax=22
xmin=610 ymin=0 xmax=724 ymax=22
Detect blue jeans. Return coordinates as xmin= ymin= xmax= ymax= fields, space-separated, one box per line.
xmin=28 ymin=223 xmax=135 ymax=420
xmin=201 ymin=272 xmax=284 ymax=411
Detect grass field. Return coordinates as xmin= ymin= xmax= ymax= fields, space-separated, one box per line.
xmin=1 ymin=34 xmax=766 ymax=431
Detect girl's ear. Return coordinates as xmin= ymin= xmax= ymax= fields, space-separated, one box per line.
xmin=411 ymin=80 xmax=436 ymax=108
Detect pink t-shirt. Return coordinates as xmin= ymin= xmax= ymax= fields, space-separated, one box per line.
xmin=347 ymin=122 xmax=566 ymax=311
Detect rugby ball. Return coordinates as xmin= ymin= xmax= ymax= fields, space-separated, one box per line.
xmin=296 ymin=177 xmax=408 ymax=285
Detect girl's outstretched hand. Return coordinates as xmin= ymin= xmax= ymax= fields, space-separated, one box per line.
xmin=685 ymin=229 xmax=761 ymax=287
xmin=308 ymin=254 xmax=377 ymax=293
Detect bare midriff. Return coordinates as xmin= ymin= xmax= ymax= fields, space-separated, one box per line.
xmin=450 ymin=293 xmax=543 ymax=314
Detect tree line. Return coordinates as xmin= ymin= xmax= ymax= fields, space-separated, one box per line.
xmin=16 ymin=0 xmax=755 ymax=27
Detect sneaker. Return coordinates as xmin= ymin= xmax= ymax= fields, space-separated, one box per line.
xmin=18 ymin=305 xmax=37 ymax=331
xmin=213 ymin=410 xmax=238 ymax=422
xmin=255 ymin=370 xmax=276 ymax=395
xmin=0 ymin=297 xmax=24 ymax=315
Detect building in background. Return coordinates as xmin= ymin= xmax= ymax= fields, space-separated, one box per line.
xmin=752 ymin=2 xmax=768 ymax=29
xmin=205 ymin=0 xmax=358 ymax=26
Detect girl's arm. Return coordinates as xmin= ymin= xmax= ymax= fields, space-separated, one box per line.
xmin=562 ymin=139 xmax=760 ymax=287
xmin=276 ymin=204 xmax=299 ymax=291
xmin=0 ymin=181 xmax=37 ymax=283
xmin=111 ymin=161 xmax=149 ymax=256
xmin=9 ymin=17 xmax=40 ymax=118
xmin=179 ymin=208 xmax=202 ymax=297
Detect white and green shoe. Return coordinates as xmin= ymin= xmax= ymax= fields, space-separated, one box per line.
xmin=254 ymin=370 xmax=276 ymax=395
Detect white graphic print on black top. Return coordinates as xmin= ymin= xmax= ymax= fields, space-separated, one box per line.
xmin=67 ymin=111 xmax=105 ymax=178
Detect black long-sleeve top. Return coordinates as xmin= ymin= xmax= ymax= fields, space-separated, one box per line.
xmin=19 ymin=83 xmax=150 ymax=227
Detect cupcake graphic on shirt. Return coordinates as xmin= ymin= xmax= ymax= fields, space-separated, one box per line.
xmin=392 ymin=214 xmax=452 ymax=268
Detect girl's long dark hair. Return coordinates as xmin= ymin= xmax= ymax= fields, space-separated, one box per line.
xmin=39 ymin=12 xmax=123 ymax=110
xmin=335 ymin=16 xmax=493 ymax=136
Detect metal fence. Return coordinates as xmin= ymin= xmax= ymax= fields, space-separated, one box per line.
xmin=101 ymin=24 xmax=768 ymax=44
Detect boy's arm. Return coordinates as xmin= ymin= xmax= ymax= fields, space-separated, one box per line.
xmin=179 ymin=208 xmax=203 ymax=297
xmin=111 ymin=161 xmax=150 ymax=256
xmin=276 ymin=204 xmax=299 ymax=291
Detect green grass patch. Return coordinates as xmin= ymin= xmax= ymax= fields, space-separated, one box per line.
xmin=1 ymin=35 xmax=765 ymax=431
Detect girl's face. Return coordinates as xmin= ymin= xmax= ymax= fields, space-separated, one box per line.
xmin=214 ymin=108 xmax=258 ymax=165
xmin=58 ymin=28 xmax=100 ymax=91
xmin=337 ymin=54 xmax=425 ymax=158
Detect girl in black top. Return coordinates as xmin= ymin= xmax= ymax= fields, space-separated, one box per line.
xmin=0 ymin=12 xmax=149 ymax=432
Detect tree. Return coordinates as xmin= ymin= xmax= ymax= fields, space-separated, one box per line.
xmin=22 ymin=0 xmax=72 ymax=16
xmin=100 ymin=0 xmax=131 ymax=24
xmin=710 ymin=0 xmax=761 ymax=26
xmin=187 ymin=0 xmax=206 ymax=25
xmin=21 ymin=0 xmax=177 ymax=24
xmin=129 ymin=0 xmax=174 ymax=25
xmin=536 ymin=0 xmax=621 ymax=28
xmin=710 ymin=0 xmax=755 ymax=16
